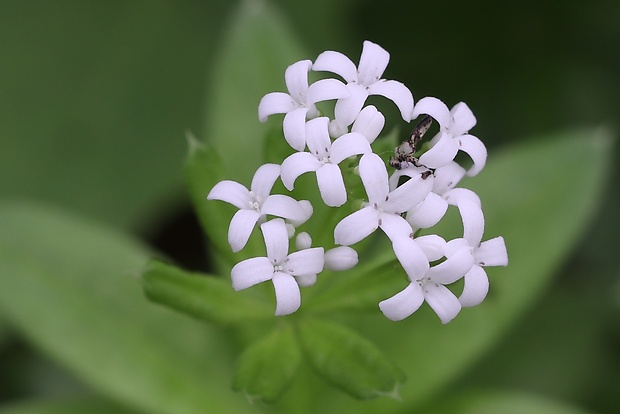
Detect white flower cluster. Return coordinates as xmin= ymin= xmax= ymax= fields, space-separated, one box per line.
xmin=208 ymin=41 xmax=507 ymax=322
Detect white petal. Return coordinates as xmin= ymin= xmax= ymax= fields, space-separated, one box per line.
xmin=329 ymin=132 xmax=371 ymax=164
xmin=457 ymin=198 xmax=485 ymax=246
xmin=231 ymin=257 xmax=274 ymax=290
xmin=388 ymin=165 xmax=427 ymax=191
xmin=443 ymin=238 xmax=470 ymax=258
xmin=272 ymin=272 xmax=301 ymax=316
xmin=316 ymin=164 xmax=347 ymax=207
xmin=412 ymin=96 xmax=451 ymax=129
xmin=379 ymin=213 xmax=414 ymax=242
xmin=228 ymin=209 xmax=261 ymax=252
xmin=261 ymin=194 xmax=308 ymax=222
xmin=357 ymin=40 xmax=390 ymax=86
xmin=284 ymin=60 xmax=312 ymax=103
xmin=312 ymin=50 xmax=358 ymax=82
xmin=427 ymin=246 xmax=474 ymax=285
xmin=285 ymin=223 xmax=295 ymax=239
xmin=415 ymin=234 xmax=447 ymax=261
xmin=449 ymin=102 xmax=477 ymax=136
xmin=418 ymin=132 xmax=459 ymax=169
xmin=307 ymin=78 xmax=349 ymax=104
xmin=283 ymin=108 xmax=309 ymax=151
xmin=444 ymin=188 xmax=481 ymax=208
xmin=351 ymin=105 xmax=385 ymax=143
xmin=392 ymin=236 xmax=430 ymax=279
xmin=296 ymin=273 xmax=317 ymax=287
xmin=251 ymin=163 xmax=281 ymax=201
xmin=379 ymin=283 xmax=424 ymax=321
xmin=368 ymin=80 xmax=414 ymax=121
xmin=384 ymin=172 xmax=434 ymax=213
xmin=305 ymin=116 xmax=332 ymax=157
xmin=261 ymin=218 xmax=289 ymax=263
xmin=324 ymin=246 xmax=358 ymax=271
xmin=328 ymin=118 xmax=349 ymax=138
xmin=459 ymin=134 xmax=487 ymax=177
xmin=359 ymin=153 xmax=389 ymax=204
xmin=258 ymin=92 xmax=297 ymax=122
xmin=280 ymin=152 xmax=321 ymax=190
xmin=207 ymin=180 xmax=251 ymax=210
xmin=406 ymin=192 xmax=448 ymax=229
xmin=287 ymin=199 xmax=313 ymax=227
xmin=458 ymin=265 xmax=489 ymax=307
xmin=334 ymin=206 xmax=379 ymax=245
xmin=432 ymin=162 xmax=466 ymax=195
xmin=334 ymin=84 xmax=369 ymax=127
xmin=285 ymin=247 xmax=325 ymax=276
xmin=424 ymin=284 xmax=461 ymax=324
xmin=295 ymin=232 xmax=312 ymax=250
xmin=475 ymin=236 xmax=508 ymax=267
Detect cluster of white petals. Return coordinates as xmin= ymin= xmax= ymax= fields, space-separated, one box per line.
xmin=208 ymin=40 xmax=507 ymax=321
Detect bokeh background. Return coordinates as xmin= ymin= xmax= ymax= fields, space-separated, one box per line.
xmin=1 ymin=0 xmax=619 ymax=412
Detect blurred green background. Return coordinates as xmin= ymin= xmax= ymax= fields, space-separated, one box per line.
xmin=0 ymin=0 xmax=619 ymax=413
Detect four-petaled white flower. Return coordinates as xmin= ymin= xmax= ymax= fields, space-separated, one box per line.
xmin=379 ymin=236 xmax=475 ymax=323
xmin=390 ymin=162 xmax=481 ymax=230
xmin=445 ymin=198 xmax=508 ymax=307
xmin=412 ymin=97 xmax=487 ymax=176
xmin=313 ymin=40 xmax=414 ymax=134
xmin=231 ymin=219 xmax=324 ymax=316
xmin=258 ymin=59 xmax=349 ymax=151
xmin=207 ymin=163 xmax=310 ymax=252
xmin=281 ymin=117 xmax=371 ymax=207
xmin=334 ymin=153 xmax=433 ymax=245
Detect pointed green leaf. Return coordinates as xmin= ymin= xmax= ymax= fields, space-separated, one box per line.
xmin=183 ymin=134 xmax=237 ymax=263
xmin=184 ymin=134 xmax=268 ymax=264
xmin=0 ymin=201 xmax=254 ymax=414
xmin=313 ymin=128 xmax=615 ymax=412
xmin=232 ymin=325 xmax=301 ymax=403
xmin=204 ymin=0 xmax=307 ymax=185
xmin=142 ymin=259 xmax=272 ymax=325
xmin=296 ymin=319 xmax=405 ymax=400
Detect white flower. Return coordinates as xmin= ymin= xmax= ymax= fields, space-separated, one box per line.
xmin=334 ymin=153 xmax=433 ymax=245
xmin=412 ymin=97 xmax=487 ymax=176
xmin=231 ymin=219 xmax=324 ymax=316
xmin=258 ymin=60 xmax=348 ymax=151
xmin=313 ymin=40 xmax=414 ymax=131
xmin=390 ymin=162 xmax=481 ymax=229
xmin=324 ymin=246 xmax=359 ymax=271
xmin=379 ymin=237 xmax=475 ymax=323
xmin=349 ymin=105 xmax=385 ymax=143
xmin=281 ymin=117 xmax=371 ymax=207
xmin=207 ymin=164 xmax=310 ymax=252
xmin=444 ymin=198 xmax=508 ymax=307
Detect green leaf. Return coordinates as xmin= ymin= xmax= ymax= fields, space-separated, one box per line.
xmin=383 ymin=129 xmax=614 ymax=405
xmin=0 ymin=398 xmax=140 ymax=414
xmin=296 ymin=319 xmax=405 ymax=400
xmin=204 ymin=0 xmax=307 ymax=185
xmin=0 ymin=201 xmax=257 ymax=414
xmin=183 ymin=134 xmax=239 ymax=263
xmin=142 ymin=259 xmax=272 ymax=325
xmin=296 ymin=128 xmax=614 ymax=413
xmin=232 ymin=325 xmax=302 ymax=403
xmin=425 ymin=389 xmax=595 ymax=414
xmin=0 ymin=2 xmax=227 ymax=229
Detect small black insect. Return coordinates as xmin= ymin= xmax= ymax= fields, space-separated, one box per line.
xmin=389 ymin=115 xmax=434 ymax=176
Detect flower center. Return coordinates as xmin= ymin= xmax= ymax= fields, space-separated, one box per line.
xmin=248 ymin=191 xmax=262 ymax=212
xmin=415 ymin=276 xmax=436 ymax=293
